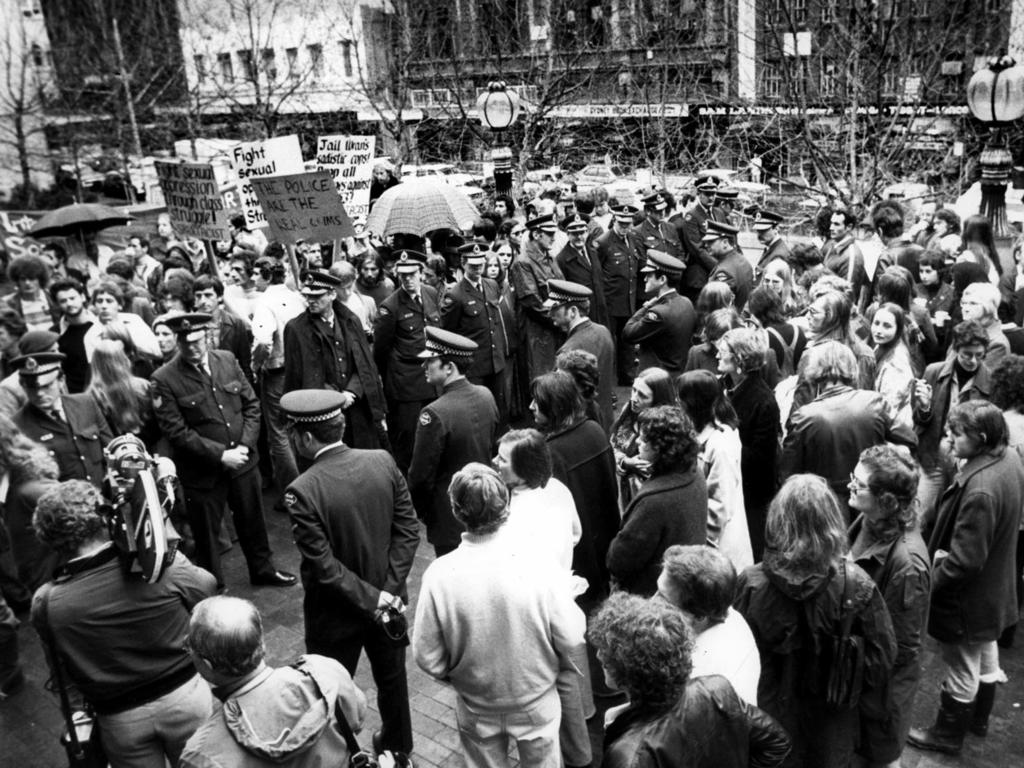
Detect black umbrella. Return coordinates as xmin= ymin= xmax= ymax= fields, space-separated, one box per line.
xmin=28 ymin=203 xmax=134 ymax=239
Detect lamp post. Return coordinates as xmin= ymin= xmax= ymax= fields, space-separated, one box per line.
xmin=476 ymin=81 xmax=521 ymax=197
xmin=966 ymin=55 xmax=1024 ymax=236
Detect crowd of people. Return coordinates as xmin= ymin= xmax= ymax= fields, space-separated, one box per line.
xmin=0 ymin=168 xmax=1022 ymax=768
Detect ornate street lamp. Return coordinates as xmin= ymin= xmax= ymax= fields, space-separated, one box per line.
xmin=966 ymin=55 xmax=1024 ymax=236
xmin=476 ymin=81 xmax=521 ymax=197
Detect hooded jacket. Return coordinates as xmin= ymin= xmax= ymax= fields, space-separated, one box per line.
xmin=179 ymin=655 xmax=366 ymax=768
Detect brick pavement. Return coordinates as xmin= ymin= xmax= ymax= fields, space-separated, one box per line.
xmin=2 ymin=485 xmax=1022 ymax=768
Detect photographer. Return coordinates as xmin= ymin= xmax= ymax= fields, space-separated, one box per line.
xmin=31 ymin=480 xmax=216 ymax=767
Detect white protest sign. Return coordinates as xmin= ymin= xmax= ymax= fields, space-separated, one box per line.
xmin=229 ymin=135 xmax=304 ymax=229
xmin=316 ymin=135 xmax=376 ymax=219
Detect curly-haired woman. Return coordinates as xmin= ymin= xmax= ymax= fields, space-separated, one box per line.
xmin=606 ymin=405 xmax=707 ymax=596
xmin=848 ymin=445 xmax=931 ymax=768
xmin=591 ymin=592 xmax=791 ymax=768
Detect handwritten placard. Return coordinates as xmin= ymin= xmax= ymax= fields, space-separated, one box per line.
xmin=154 ymin=161 xmax=230 ymax=241
xmin=249 ymin=171 xmax=356 ymax=244
xmin=315 ymin=135 xmax=376 ymax=219
xmin=230 ymin=135 xmax=304 ymax=229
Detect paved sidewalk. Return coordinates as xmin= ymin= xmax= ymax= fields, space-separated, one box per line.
xmin=1 ymin=487 xmax=1021 ymax=768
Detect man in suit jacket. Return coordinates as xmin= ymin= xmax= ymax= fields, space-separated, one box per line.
xmin=635 ymin=191 xmax=684 ymax=261
xmin=753 ymin=210 xmax=793 ymax=277
xmin=548 ymin=279 xmax=616 ymax=433
xmin=706 ymin=220 xmax=755 ymax=312
xmin=440 ymin=243 xmax=509 ymax=421
xmin=151 ymin=313 xmax=295 ymax=590
xmin=282 ymin=389 xmax=419 ymax=759
xmin=556 ymin=213 xmax=608 ymax=327
xmin=595 ymin=205 xmax=646 ymax=384
xmin=408 ymin=328 xmax=499 ymax=557
xmin=622 ymin=250 xmax=697 ymax=377
xmin=284 ymin=270 xmax=388 ymax=450
xmin=677 ymin=178 xmax=720 ymax=302
xmin=373 ymin=250 xmax=441 ymax=473
xmin=12 ymin=351 xmax=112 ymax=488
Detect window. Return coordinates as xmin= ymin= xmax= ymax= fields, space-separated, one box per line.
xmin=237 ymin=49 xmax=256 ymax=81
xmin=307 ymin=44 xmax=323 ymax=79
xmin=766 ymin=0 xmax=782 ymax=24
xmin=340 ymin=40 xmax=354 ymax=78
xmin=821 ymin=0 xmax=837 ymax=23
xmin=217 ymin=52 xmax=233 ymax=82
xmin=763 ymin=63 xmax=781 ymax=98
xmin=985 ymin=0 xmax=1001 ymax=11
xmin=193 ymin=54 xmax=206 ymax=82
xmin=285 ymin=48 xmax=298 ymax=79
xmin=262 ymin=48 xmax=276 ymax=81
xmin=791 ymin=0 xmax=807 ymax=24
xmin=821 ymin=62 xmax=836 ymax=97
xmin=882 ymin=70 xmax=898 ymax=96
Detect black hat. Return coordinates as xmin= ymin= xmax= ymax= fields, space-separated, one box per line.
xmin=702 ymin=220 xmax=739 ymax=243
xmin=11 ymin=351 xmax=65 ymax=381
xmin=456 ymin=240 xmax=489 ymax=264
xmin=543 ymin=279 xmax=593 ymax=308
xmin=526 ymin=213 xmax=558 ymax=233
xmin=280 ymin=389 xmax=346 ymax=423
xmin=392 ymin=249 xmax=427 ymax=273
xmin=612 ymin=204 xmax=640 ymax=222
xmin=753 ymin=210 xmax=784 ymax=231
xmin=642 ymin=191 xmax=668 ymax=211
xmin=163 ymin=313 xmax=214 ymax=341
xmin=300 ymin=269 xmax=342 ymax=295
xmin=416 ymin=327 xmax=478 ymax=359
xmin=561 ymin=213 xmax=590 ymax=232
xmin=640 ymin=250 xmax=686 ymax=277
xmin=715 ymin=187 xmax=739 ymax=201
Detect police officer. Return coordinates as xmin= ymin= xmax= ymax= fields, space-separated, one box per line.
xmin=440 ymin=242 xmax=509 ymax=422
xmin=555 ymin=213 xmax=608 ymax=326
xmin=678 ymin=177 xmax=720 ymax=303
xmin=151 ymin=313 xmax=295 ymax=589
xmin=373 ymin=250 xmax=440 ymax=473
xmin=11 ymin=351 xmax=112 ymax=488
xmin=407 ymin=328 xmax=499 ymax=557
xmin=635 ymin=191 xmax=684 ymax=261
xmin=753 ymin=210 xmax=793 ymax=277
xmin=511 ymin=213 xmax=565 ymax=382
xmin=281 ymin=389 xmax=419 ymax=761
xmin=621 ymin=250 xmax=697 ymax=376
xmin=595 ymin=204 xmax=645 ymax=384
xmin=713 ymin=186 xmax=740 ymax=226
xmin=705 ymin=220 xmax=755 ymax=312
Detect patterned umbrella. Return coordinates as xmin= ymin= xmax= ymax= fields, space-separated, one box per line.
xmin=365 ymin=178 xmax=479 ymax=237
xmin=29 ymin=203 xmax=134 ymax=239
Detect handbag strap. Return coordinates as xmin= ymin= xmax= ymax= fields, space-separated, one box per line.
xmin=34 ymin=583 xmax=87 ymax=756
xmin=837 ymin=560 xmax=856 ymax=640
xmin=333 ymin=696 xmax=364 ymax=756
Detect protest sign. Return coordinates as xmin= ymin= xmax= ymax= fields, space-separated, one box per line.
xmin=154 ymin=160 xmax=230 ymax=241
xmin=250 ymin=171 xmax=356 ymax=244
xmin=316 ymin=135 xmax=376 ymax=219
xmin=230 ymin=134 xmax=304 ymax=229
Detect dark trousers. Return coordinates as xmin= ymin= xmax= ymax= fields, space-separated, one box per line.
xmin=309 ymin=623 xmax=413 ymax=754
xmin=611 ymin=315 xmax=636 ymax=384
xmin=469 ymin=370 xmax=508 ymax=430
xmin=183 ymin=467 xmax=275 ymax=586
xmin=386 ymin=399 xmax=432 ymax=475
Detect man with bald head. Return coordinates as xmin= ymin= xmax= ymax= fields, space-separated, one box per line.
xmin=180 ymin=595 xmax=368 ymax=768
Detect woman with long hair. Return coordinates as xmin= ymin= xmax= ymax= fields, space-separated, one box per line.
xmin=760 ymin=258 xmax=802 ymax=317
xmin=0 ymin=414 xmax=59 ymax=592
xmin=747 ymin=287 xmax=807 ymax=376
xmin=959 ymin=214 xmax=1002 ymax=280
xmin=870 ymin=302 xmax=915 ymax=430
xmin=606 ymin=405 xmax=707 ymax=596
xmin=88 ymin=339 xmax=157 ymax=447
xmin=848 ymin=445 xmax=930 ymax=768
xmin=735 ymin=474 xmax=897 ymax=768
xmin=677 ymin=370 xmax=753 ymax=570
xmin=869 ymin=266 xmax=936 ymax=370
xmin=608 ymin=367 xmax=678 ymax=508
xmin=530 ymin=370 xmax=619 ymax=605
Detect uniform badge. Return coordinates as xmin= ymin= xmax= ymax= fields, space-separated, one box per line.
xmin=401 ymin=312 xmax=413 ymax=319
xmin=419 ymin=411 xmax=433 ymax=426
xmin=467 ymin=300 xmax=477 ymax=306
xmin=442 ymin=297 xmax=455 ymax=308
xmin=39 ymin=433 xmax=53 ymax=441
xmin=283 ymin=491 xmax=297 ymax=508
xmin=378 ymin=306 xmax=391 ymax=316
xmin=644 ymin=311 xmax=659 ymax=322
xmin=152 ymin=394 xmax=162 ymax=408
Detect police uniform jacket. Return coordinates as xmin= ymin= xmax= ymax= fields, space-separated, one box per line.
xmin=511 ymin=240 xmax=565 ymax=379
xmin=595 ymin=227 xmax=645 ymax=317
xmin=559 ymin=319 xmax=616 ymax=433
xmin=14 ymin=393 xmax=112 ymax=488
xmin=283 ymin=301 xmax=387 ymax=424
xmin=373 ymin=285 xmax=440 ymax=403
xmin=285 ymin=443 xmax=420 ymax=643
xmin=555 ymin=241 xmax=609 ymax=326
xmin=621 ymin=289 xmax=697 ymax=376
xmin=407 ymin=377 xmax=499 ymax=551
xmin=440 ymin=277 xmax=508 ymax=379
xmin=756 ymin=236 xmax=793 ymax=274
xmin=677 ymin=201 xmax=718 ymax=293
xmin=151 ymin=349 xmax=260 ymax=489
xmin=709 ymin=249 xmax=755 ymax=311
xmin=634 ymin=215 xmax=685 ymax=261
